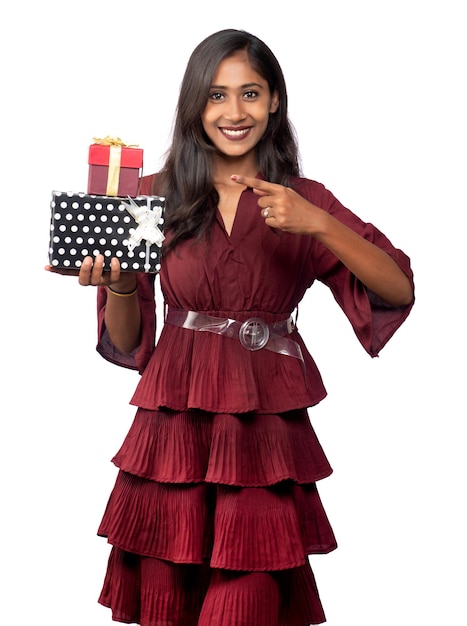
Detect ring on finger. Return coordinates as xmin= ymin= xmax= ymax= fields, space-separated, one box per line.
xmin=263 ymin=207 xmax=271 ymax=218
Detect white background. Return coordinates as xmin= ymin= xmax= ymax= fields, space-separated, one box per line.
xmin=1 ymin=1 xmax=465 ymax=624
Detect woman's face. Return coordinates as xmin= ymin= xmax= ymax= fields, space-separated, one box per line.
xmin=201 ymin=50 xmax=279 ymax=162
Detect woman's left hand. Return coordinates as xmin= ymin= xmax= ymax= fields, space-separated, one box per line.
xmin=231 ymin=174 xmax=325 ymax=236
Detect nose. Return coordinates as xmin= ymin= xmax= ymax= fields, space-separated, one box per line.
xmin=224 ymin=97 xmax=247 ymax=122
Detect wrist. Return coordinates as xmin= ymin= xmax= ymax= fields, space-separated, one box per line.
xmin=107 ymin=285 xmax=138 ymax=299
xmin=107 ymin=276 xmax=137 ymax=295
xmin=311 ymin=209 xmax=336 ymax=240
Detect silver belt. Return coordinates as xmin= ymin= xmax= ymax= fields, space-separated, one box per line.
xmin=165 ymin=307 xmax=303 ymax=363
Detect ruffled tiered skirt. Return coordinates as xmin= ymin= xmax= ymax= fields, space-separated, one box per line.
xmin=98 ymin=407 xmax=337 ymax=625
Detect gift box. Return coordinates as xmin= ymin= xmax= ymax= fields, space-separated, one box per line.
xmin=48 ymin=191 xmax=165 ymax=273
xmin=87 ymin=137 xmax=143 ymax=197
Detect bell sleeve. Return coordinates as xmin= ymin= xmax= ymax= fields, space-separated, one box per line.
xmin=96 ymin=271 xmax=157 ymax=373
xmin=311 ymin=199 xmax=414 ymax=357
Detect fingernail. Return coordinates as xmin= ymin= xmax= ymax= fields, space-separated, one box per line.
xmin=230 ymin=175 xmax=238 ymax=181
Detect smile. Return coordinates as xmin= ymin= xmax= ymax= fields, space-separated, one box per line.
xmin=220 ymin=127 xmax=251 ymax=139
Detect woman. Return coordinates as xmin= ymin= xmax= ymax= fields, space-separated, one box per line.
xmin=52 ymin=29 xmax=414 ymax=625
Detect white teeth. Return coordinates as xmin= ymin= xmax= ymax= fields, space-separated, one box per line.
xmin=221 ymin=128 xmax=249 ymax=137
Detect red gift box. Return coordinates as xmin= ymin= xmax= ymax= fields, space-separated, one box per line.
xmin=87 ymin=136 xmax=143 ymax=197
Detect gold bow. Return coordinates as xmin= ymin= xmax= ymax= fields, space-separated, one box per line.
xmin=93 ymin=135 xmax=139 ymax=148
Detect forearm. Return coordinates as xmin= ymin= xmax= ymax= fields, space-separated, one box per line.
xmin=315 ymin=212 xmax=414 ymax=306
xmin=104 ymin=281 xmax=142 ymax=353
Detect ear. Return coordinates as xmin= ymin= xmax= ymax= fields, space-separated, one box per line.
xmin=269 ymin=90 xmax=279 ymax=113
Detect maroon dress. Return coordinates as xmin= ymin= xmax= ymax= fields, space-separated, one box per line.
xmin=95 ymin=175 xmax=414 ymax=625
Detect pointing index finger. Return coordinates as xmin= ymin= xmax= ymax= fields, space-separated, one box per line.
xmin=231 ymin=175 xmax=276 ymax=195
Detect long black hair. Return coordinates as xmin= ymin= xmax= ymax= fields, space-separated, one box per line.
xmin=154 ymin=29 xmax=301 ymax=252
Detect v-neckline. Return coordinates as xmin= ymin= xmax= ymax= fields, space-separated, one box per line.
xmin=216 ymin=186 xmax=247 ymax=238
xmin=215 ymin=172 xmax=261 ymax=238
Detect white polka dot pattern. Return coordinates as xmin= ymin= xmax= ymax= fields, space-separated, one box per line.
xmin=48 ymin=191 xmax=165 ymax=273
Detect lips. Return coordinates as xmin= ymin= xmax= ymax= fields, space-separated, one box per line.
xmin=220 ymin=127 xmax=252 ymax=140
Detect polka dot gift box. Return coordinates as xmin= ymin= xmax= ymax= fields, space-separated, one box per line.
xmin=48 ymin=191 xmax=165 ymax=273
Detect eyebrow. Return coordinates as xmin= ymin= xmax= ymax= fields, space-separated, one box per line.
xmin=209 ymin=82 xmax=265 ymax=90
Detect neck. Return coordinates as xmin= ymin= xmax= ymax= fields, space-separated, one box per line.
xmin=212 ymin=154 xmax=258 ymax=185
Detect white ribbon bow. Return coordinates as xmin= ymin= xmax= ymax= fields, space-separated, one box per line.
xmin=121 ymin=196 xmax=165 ymax=271
xmin=121 ymin=196 xmax=165 ymax=252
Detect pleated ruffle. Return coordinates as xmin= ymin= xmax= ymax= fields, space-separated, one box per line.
xmin=99 ymin=551 xmax=327 ymax=625
xmin=210 ymin=484 xmax=336 ymax=570
xmin=98 ymin=473 xmax=212 ymax=564
xmin=112 ymin=408 xmax=332 ymax=486
xmin=99 ymin=550 xmax=210 ymax=625
xmin=198 ymin=565 xmax=327 ymax=626
xmin=99 ymin=408 xmax=336 ymax=570
xmin=130 ymin=318 xmax=328 ymax=414
xmin=98 ymin=473 xmax=336 ymax=570
xmin=98 ymin=406 xmax=336 ymax=624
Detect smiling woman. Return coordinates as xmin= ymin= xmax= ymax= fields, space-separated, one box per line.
xmin=46 ymin=28 xmax=414 ymax=626
xmin=197 ymin=51 xmax=280 ymax=236
xmin=201 ymin=51 xmax=279 ymax=159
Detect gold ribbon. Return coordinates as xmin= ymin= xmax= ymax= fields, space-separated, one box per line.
xmin=92 ymin=136 xmax=139 ymax=196
xmin=93 ymin=135 xmax=138 ymax=148
xmin=105 ymin=145 xmax=121 ymax=196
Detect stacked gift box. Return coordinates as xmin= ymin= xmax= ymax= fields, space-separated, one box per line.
xmin=48 ymin=136 xmax=165 ymax=273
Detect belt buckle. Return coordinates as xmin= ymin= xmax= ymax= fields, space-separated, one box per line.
xmin=239 ymin=317 xmax=270 ymax=351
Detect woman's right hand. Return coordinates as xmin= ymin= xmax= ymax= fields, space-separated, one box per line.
xmin=46 ymin=255 xmax=137 ymax=292
xmin=78 ymin=255 xmax=137 ymax=292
